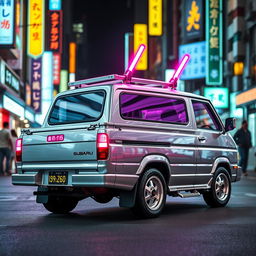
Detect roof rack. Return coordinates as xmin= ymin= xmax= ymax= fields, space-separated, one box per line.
xmin=68 ymin=74 xmax=124 ymax=88
xmin=68 ymin=74 xmax=172 ymax=89
xmin=68 ymin=44 xmax=190 ymax=90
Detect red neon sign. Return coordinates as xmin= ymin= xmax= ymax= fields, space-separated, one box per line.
xmin=48 ymin=10 xmax=63 ymax=53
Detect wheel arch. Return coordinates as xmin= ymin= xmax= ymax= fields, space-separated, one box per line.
xmin=211 ymin=157 xmax=232 ymax=178
xmin=136 ymin=155 xmax=171 ymax=185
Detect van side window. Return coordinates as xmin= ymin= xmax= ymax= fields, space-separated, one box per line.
xmin=120 ymin=93 xmax=188 ymax=124
xmin=192 ymin=100 xmax=222 ymax=131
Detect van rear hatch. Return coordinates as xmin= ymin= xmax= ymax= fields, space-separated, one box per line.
xmin=21 ymin=89 xmax=108 ymax=171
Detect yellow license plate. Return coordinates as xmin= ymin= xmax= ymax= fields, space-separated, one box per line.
xmin=48 ymin=171 xmax=68 ymax=185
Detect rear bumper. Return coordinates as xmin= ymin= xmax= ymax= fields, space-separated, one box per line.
xmin=231 ymin=165 xmax=242 ymax=182
xmin=235 ymin=166 xmax=242 ymax=181
xmin=12 ymin=172 xmax=139 ymax=191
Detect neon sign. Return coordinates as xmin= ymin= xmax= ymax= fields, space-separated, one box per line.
xmin=48 ymin=10 xmax=62 ymax=53
xmin=0 ymin=0 xmax=15 ymax=46
xmin=27 ymin=0 xmax=45 ymax=58
xmin=149 ymin=0 xmax=162 ymax=36
xmin=206 ymin=0 xmax=223 ymax=85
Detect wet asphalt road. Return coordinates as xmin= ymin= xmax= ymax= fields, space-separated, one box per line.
xmin=0 ymin=174 xmax=256 ymax=256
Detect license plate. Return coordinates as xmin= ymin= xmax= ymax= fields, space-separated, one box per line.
xmin=48 ymin=171 xmax=68 ymax=185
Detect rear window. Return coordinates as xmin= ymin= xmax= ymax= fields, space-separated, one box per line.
xmin=120 ymin=93 xmax=188 ymax=124
xmin=48 ymin=90 xmax=105 ymax=125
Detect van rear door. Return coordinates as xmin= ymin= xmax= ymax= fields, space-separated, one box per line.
xmin=22 ymin=89 xmax=108 ymax=171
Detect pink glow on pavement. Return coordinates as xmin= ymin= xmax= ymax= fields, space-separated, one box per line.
xmin=170 ymin=54 xmax=190 ymax=81
xmin=128 ymin=44 xmax=146 ymax=72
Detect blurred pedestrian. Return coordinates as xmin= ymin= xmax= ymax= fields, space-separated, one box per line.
xmin=10 ymin=129 xmax=18 ymax=174
xmin=233 ymin=120 xmax=252 ymax=176
xmin=0 ymin=122 xmax=13 ymax=176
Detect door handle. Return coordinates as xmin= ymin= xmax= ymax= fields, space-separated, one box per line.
xmin=198 ymin=136 xmax=206 ymax=142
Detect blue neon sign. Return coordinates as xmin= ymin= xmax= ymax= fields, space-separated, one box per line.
xmin=49 ymin=0 xmax=62 ymax=10
xmin=179 ymin=41 xmax=206 ymax=80
xmin=0 ymin=0 xmax=15 ymax=46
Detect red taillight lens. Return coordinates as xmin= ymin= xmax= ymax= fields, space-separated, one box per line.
xmin=16 ymin=138 xmax=22 ymax=162
xmin=97 ymin=133 xmax=109 ymax=160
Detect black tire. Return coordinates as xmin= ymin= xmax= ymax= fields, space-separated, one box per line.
xmin=132 ymin=168 xmax=167 ymax=218
xmin=203 ymin=167 xmax=231 ymax=207
xmin=43 ymin=196 xmax=78 ymax=214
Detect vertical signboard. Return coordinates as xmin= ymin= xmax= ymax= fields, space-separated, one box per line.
xmin=206 ymin=0 xmax=223 ymax=85
xmin=185 ymin=0 xmax=203 ymax=41
xmin=49 ymin=0 xmax=61 ymax=10
xmin=7 ymin=0 xmax=23 ymax=70
xmin=179 ymin=41 xmax=206 ymax=79
xmin=204 ymin=87 xmax=228 ymax=108
xmin=53 ymin=53 xmax=61 ymax=85
xmin=31 ymin=57 xmax=42 ymax=112
xmin=0 ymin=0 xmax=15 ymax=46
xmin=48 ymin=10 xmax=62 ymax=53
xmin=27 ymin=0 xmax=44 ymax=58
xmin=134 ymin=24 xmax=148 ymax=70
xmin=148 ymin=0 xmax=162 ymax=36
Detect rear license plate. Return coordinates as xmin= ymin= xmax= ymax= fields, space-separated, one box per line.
xmin=48 ymin=171 xmax=68 ymax=185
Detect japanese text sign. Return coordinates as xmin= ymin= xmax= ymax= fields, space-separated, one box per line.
xmin=5 ymin=65 xmax=19 ymax=92
xmin=185 ymin=0 xmax=203 ymax=40
xmin=179 ymin=41 xmax=206 ymax=80
xmin=31 ymin=57 xmax=42 ymax=112
xmin=0 ymin=0 xmax=15 ymax=46
xmin=204 ymin=87 xmax=228 ymax=108
xmin=49 ymin=0 xmax=61 ymax=10
xmin=48 ymin=10 xmax=62 ymax=52
xmin=27 ymin=0 xmax=44 ymax=58
xmin=134 ymin=24 xmax=148 ymax=70
xmin=53 ymin=53 xmax=61 ymax=85
xmin=206 ymin=0 xmax=223 ymax=85
xmin=149 ymin=0 xmax=162 ymax=36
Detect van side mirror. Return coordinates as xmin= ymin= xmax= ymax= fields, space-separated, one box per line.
xmin=224 ymin=118 xmax=236 ymax=132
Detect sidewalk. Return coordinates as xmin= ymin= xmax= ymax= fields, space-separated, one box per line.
xmin=243 ymin=170 xmax=256 ymax=180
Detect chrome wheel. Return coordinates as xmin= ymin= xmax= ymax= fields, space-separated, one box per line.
xmin=214 ymin=173 xmax=230 ymax=201
xmin=144 ymin=175 xmax=164 ymax=211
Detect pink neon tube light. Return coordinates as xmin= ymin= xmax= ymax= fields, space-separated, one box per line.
xmin=170 ymin=54 xmax=190 ymax=82
xmin=127 ymin=44 xmax=146 ymax=72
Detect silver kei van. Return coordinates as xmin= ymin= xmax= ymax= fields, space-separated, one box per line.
xmin=12 ymin=74 xmax=241 ymax=218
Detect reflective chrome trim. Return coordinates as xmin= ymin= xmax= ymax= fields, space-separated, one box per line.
xmin=169 ymin=164 xmax=212 ymax=167
xmin=169 ymin=184 xmax=210 ymax=192
xmin=112 ymin=162 xmax=140 ymax=166
xmin=22 ymin=162 xmax=97 ymax=170
xmin=111 ymin=143 xmax=172 ymax=149
xmin=171 ymin=173 xmax=212 ymax=177
xmin=197 ymin=147 xmax=237 ymax=152
xmin=170 ymin=164 xmax=196 ymax=167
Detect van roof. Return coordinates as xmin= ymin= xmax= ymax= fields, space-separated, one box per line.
xmin=59 ymin=74 xmax=208 ymax=101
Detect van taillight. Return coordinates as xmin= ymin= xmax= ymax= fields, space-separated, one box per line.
xmin=16 ymin=138 xmax=22 ymax=162
xmin=97 ymin=133 xmax=109 ymax=160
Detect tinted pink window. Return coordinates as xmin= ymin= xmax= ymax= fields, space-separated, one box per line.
xmin=120 ymin=93 xmax=188 ymax=124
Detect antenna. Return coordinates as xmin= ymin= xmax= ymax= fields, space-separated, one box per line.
xmin=124 ymin=44 xmax=146 ymax=82
xmin=168 ymin=54 xmax=190 ymax=89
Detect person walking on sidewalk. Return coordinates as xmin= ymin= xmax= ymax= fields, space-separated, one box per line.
xmin=234 ymin=120 xmax=252 ymax=176
xmin=0 ymin=122 xmax=13 ymax=176
xmin=10 ymin=129 xmax=18 ymax=174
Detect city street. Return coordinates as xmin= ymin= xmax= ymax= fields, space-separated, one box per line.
xmin=0 ymin=173 xmax=256 ymax=256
